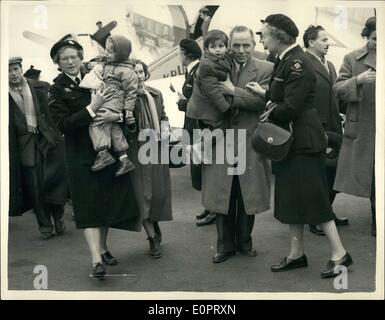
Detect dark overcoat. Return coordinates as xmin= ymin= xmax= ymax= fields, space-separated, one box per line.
xmin=187 ymin=52 xmax=233 ymax=122
xmin=49 ymin=73 xmax=140 ymax=230
xmin=9 ymin=78 xmax=67 ymax=216
xmin=305 ymin=51 xmax=342 ymax=135
xmin=333 ymin=44 xmax=376 ymax=198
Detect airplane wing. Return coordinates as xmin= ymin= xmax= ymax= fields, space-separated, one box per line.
xmin=22 ymin=31 xmax=55 ymax=47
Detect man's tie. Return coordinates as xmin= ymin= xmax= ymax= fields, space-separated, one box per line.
xmin=185 ymin=70 xmax=188 ymax=81
xmin=75 ymin=77 xmax=81 ymax=85
xmin=273 ymin=57 xmax=281 ymax=71
xmin=237 ymin=63 xmax=244 ymax=80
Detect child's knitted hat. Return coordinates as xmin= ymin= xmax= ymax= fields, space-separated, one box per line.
xmin=108 ymin=35 xmax=132 ymax=63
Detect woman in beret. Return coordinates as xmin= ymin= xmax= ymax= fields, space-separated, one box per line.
xmin=49 ymin=39 xmax=141 ymax=278
xmin=247 ymin=14 xmax=352 ymax=278
xmin=333 ymin=17 xmax=377 ymax=236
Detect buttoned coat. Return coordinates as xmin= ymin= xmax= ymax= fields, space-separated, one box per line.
xmin=49 ymin=72 xmax=140 ymax=230
xmin=202 ymin=57 xmax=273 ymax=215
xmin=333 ymin=44 xmax=376 ymax=198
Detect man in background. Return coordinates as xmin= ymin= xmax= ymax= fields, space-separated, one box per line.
xmin=303 ymin=25 xmax=349 ymax=235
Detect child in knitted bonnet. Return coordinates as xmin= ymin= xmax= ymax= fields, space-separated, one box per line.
xmin=80 ymin=35 xmax=138 ymax=176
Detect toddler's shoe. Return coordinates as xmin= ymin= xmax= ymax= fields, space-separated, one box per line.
xmin=91 ymin=150 xmax=116 ymax=172
xmin=115 ymin=157 xmax=136 ymax=177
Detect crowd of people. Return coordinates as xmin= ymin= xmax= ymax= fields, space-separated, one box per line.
xmin=8 ymin=12 xmax=376 ymax=280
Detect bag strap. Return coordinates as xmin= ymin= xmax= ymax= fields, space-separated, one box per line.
xmin=258 ymin=102 xmax=293 ymax=132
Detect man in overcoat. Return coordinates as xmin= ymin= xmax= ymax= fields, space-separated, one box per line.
xmin=202 ymin=26 xmax=273 ymax=263
xmin=303 ymin=25 xmax=349 ymax=235
xmin=9 ymin=57 xmax=67 ymax=239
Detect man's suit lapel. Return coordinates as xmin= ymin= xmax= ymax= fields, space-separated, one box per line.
xmin=234 ymin=58 xmax=258 ymax=85
xmin=306 ymin=52 xmax=331 ymax=83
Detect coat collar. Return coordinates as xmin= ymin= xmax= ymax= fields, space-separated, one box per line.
xmin=354 ymin=43 xmax=376 ymax=70
xmin=9 ymin=77 xmax=41 ymax=114
xmin=143 ymin=85 xmax=161 ymax=96
xmin=271 ymin=45 xmax=303 ymax=79
xmin=231 ymin=56 xmax=259 ymax=84
xmin=305 ymin=51 xmax=331 ymax=83
xmin=53 ymin=72 xmax=88 ymax=91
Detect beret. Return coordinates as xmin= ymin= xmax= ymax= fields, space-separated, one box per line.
xmin=9 ymin=56 xmax=22 ymax=65
xmin=179 ymin=38 xmax=202 ymax=58
xmin=23 ymin=65 xmax=41 ymax=78
xmin=261 ymin=14 xmax=299 ymax=38
xmin=50 ymin=39 xmax=83 ymax=59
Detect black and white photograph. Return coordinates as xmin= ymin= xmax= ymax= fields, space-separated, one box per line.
xmin=1 ymin=0 xmax=384 ymax=301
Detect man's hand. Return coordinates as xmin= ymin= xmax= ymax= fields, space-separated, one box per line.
xmin=246 ymin=81 xmax=265 ymax=96
xmin=357 ymin=68 xmax=376 ymax=85
xmin=219 ymin=73 xmax=235 ymax=96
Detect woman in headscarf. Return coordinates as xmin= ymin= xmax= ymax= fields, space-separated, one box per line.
xmin=126 ymin=60 xmax=173 ymax=259
xmin=333 ymin=16 xmax=377 ymax=236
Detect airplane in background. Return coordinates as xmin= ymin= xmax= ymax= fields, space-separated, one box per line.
xmin=18 ymin=2 xmax=376 ymax=128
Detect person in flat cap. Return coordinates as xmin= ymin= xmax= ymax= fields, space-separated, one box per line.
xmin=333 ymin=16 xmax=376 ymax=236
xmin=177 ymin=38 xmax=215 ymax=226
xmin=246 ymin=14 xmax=352 ymax=278
xmin=48 ymin=37 xmax=141 ymax=279
xmin=8 ymin=56 xmax=67 ymax=239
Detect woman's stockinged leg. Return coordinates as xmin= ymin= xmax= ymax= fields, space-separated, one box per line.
xmin=319 ymin=220 xmax=346 ymax=260
xmin=143 ymin=219 xmax=155 ymax=238
xmin=100 ymin=227 xmax=109 ymax=254
xmin=288 ymin=224 xmax=305 ymax=259
xmin=84 ymin=228 xmax=102 ymax=266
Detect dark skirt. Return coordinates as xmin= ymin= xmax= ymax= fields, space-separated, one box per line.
xmin=67 ymin=159 xmax=140 ymax=230
xmin=274 ymin=152 xmax=334 ymax=225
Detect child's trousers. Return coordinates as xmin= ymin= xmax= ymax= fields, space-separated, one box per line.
xmin=89 ymin=121 xmax=129 ymax=152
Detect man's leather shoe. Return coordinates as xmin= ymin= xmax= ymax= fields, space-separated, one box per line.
xmin=101 ymin=251 xmax=118 ymax=266
xmin=92 ymin=262 xmax=106 ymax=278
xmin=40 ymin=231 xmax=53 ymax=240
xmin=309 ymin=225 xmax=325 ymax=236
xmin=196 ymin=209 xmax=210 ymax=220
xmin=238 ymin=248 xmax=257 ymax=257
xmin=212 ymin=251 xmax=235 ymax=263
xmin=321 ymin=252 xmax=353 ymax=278
xmin=271 ymin=255 xmax=308 ymax=272
xmin=196 ymin=212 xmax=216 ymax=226
xmin=334 ymin=216 xmax=349 ymax=226
xmin=54 ymin=219 xmax=66 ymax=235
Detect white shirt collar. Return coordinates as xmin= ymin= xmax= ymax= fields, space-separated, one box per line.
xmin=186 ymin=59 xmax=199 ymax=74
xmin=65 ymin=72 xmax=81 ymax=83
xmin=279 ymin=43 xmax=299 ymax=60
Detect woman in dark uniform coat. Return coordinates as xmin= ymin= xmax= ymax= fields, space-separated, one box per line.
xmin=48 ymin=40 xmax=140 ymax=278
xmin=247 ymin=14 xmax=352 ymax=278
